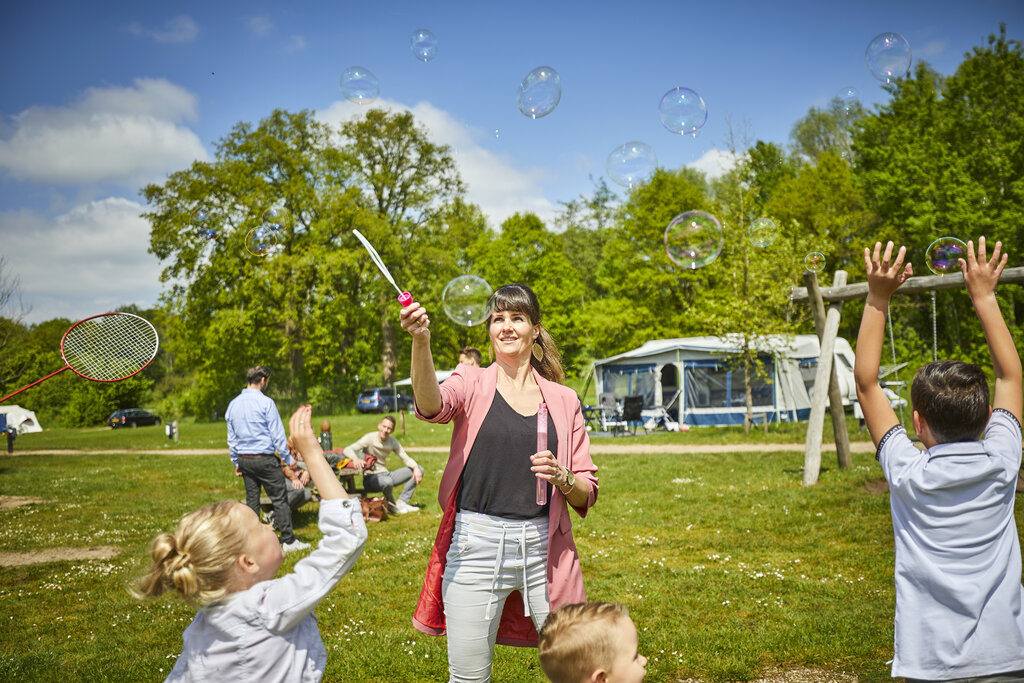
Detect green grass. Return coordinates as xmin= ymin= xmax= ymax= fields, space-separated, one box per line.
xmin=0 ymin=429 xmax=965 ymax=681
xmin=16 ymin=412 xmax=875 ymax=452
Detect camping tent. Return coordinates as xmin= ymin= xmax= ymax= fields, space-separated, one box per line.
xmin=592 ymin=335 xmax=857 ymax=427
xmin=0 ymin=405 xmax=43 ymax=434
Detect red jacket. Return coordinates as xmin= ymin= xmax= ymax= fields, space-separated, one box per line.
xmin=411 ymin=363 xmax=599 ymax=646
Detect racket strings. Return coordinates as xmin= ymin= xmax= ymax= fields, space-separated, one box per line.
xmin=62 ymin=314 xmax=159 ymax=381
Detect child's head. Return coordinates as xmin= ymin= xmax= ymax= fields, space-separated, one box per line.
xmin=135 ymin=501 xmax=283 ymax=605
xmin=539 ymin=602 xmax=647 ymax=683
xmin=911 ymin=360 xmax=990 ymax=443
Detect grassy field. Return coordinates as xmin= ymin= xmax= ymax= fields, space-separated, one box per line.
xmin=0 ymin=422 xmax=957 ymax=683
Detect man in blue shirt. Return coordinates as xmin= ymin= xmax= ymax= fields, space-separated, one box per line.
xmin=226 ymin=366 xmax=310 ymax=553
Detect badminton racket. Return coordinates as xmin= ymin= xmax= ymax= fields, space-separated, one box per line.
xmin=536 ymin=402 xmax=548 ymax=505
xmin=0 ymin=312 xmax=159 ymax=403
xmin=352 ymin=230 xmax=413 ymax=306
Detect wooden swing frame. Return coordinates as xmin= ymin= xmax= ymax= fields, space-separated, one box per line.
xmin=791 ymin=266 xmax=1024 ymax=486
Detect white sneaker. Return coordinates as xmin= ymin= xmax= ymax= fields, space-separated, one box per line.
xmin=282 ymin=539 xmax=311 ymax=553
xmin=396 ymin=500 xmax=419 ymax=514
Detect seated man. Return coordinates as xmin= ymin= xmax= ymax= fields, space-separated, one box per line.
xmin=344 ymin=415 xmax=423 ymax=514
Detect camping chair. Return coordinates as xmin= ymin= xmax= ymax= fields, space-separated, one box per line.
xmin=622 ymin=395 xmax=646 ymax=436
xmin=598 ymin=392 xmax=625 ymax=434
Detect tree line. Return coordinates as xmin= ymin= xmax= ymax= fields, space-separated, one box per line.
xmin=3 ymin=26 xmax=1021 ymax=428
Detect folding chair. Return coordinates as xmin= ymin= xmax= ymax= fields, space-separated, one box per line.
xmin=622 ymin=395 xmax=646 ymax=435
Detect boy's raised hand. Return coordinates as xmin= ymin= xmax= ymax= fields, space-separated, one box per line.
xmin=864 ymin=241 xmax=913 ymax=301
xmin=960 ymin=236 xmax=1007 ymax=300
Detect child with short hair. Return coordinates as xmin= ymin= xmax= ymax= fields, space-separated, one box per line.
xmin=136 ymin=405 xmax=367 ymax=682
xmin=854 ymin=238 xmax=1024 ymax=680
xmin=538 ymin=602 xmax=647 ymax=683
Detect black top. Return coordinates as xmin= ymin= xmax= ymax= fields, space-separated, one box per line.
xmin=457 ymin=389 xmax=557 ymax=520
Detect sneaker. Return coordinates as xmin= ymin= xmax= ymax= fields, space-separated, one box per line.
xmin=395 ymin=500 xmax=420 ymax=514
xmin=282 ymin=539 xmax=311 ymax=553
xmin=386 ymin=501 xmax=404 ymax=515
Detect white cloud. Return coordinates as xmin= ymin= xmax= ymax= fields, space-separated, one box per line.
xmin=686 ymin=148 xmax=742 ymax=180
xmin=247 ymin=16 xmax=273 ymax=36
xmin=317 ymin=99 xmax=557 ymax=227
xmin=918 ymin=40 xmax=946 ymax=58
xmin=1 ymin=199 xmax=162 ymax=323
xmin=288 ymin=35 xmax=307 ymax=52
xmin=127 ymin=15 xmax=198 ymax=44
xmin=0 ymin=78 xmax=208 ymax=185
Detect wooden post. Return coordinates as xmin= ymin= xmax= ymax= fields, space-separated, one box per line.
xmin=805 ymin=270 xmax=852 ymax=470
xmin=803 ymin=270 xmax=846 ymax=486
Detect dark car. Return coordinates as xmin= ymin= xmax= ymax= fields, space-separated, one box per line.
xmin=107 ymin=408 xmax=162 ymax=429
xmin=356 ymin=387 xmax=414 ymax=413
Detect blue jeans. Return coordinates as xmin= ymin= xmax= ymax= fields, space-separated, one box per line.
xmin=441 ymin=511 xmax=550 ymax=683
xmin=363 ymin=466 xmax=423 ymax=505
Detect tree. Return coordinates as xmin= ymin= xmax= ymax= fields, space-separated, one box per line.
xmin=0 ymin=256 xmax=30 ymax=388
xmin=340 ymin=108 xmax=465 ymax=385
xmin=790 ymin=97 xmax=865 ymax=163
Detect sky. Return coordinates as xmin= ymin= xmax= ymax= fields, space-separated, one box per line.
xmin=0 ymin=0 xmax=1020 ymax=324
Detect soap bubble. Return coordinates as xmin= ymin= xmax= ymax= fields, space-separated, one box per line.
xmin=747 ymin=218 xmax=778 ymax=248
xmin=411 ymin=29 xmax=437 ymax=62
xmin=866 ymin=32 xmax=911 ymax=83
xmin=804 ymin=252 xmax=826 ymax=273
xmin=658 ymin=87 xmax=707 ymax=136
xmin=340 ymin=66 xmax=379 ymax=105
xmin=192 ymin=208 xmax=210 ymax=224
xmin=245 ymin=227 xmax=278 ymax=256
xmin=606 ymin=141 xmax=657 ymax=189
xmin=664 ymin=211 xmax=724 ymax=270
xmin=837 ymin=86 xmax=860 ymax=113
xmin=192 ymin=208 xmax=220 ymax=241
xmin=785 ymin=285 xmax=799 ymax=301
xmin=517 ymin=66 xmax=561 ymax=119
xmin=262 ymin=207 xmax=290 ymax=232
xmin=925 ymin=237 xmax=967 ymax=275
xmin=442 ymin=275 xmax=493 ymax=326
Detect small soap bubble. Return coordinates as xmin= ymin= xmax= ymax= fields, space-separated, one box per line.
xmin=245 ymin=227 xmax=278 ymax=256
xmin=192 ymin=208 xmax=219 ymax=241
xmin=747 ymin=218 xmax=778 ymax=248
xmin=980 ymin=196 xmax=989 ymax=206
xmin=606 ymin=141 xmax=657 ymax=189
xmin=658 ymin=87 xmax=707 ymax=136
xmin=192 ymin=208 xmax=210 ymax=224
xmin=785 ymin=285 xmax=799 ymax=301
xmin=866 ymin=32 xmax=912 ymax=83
xmin=925 ymin=237 xmax=967 ymax=275
xmin=261 ymin=207 xmax=290 ymax=232
xmin=410 ymin=29 xmax=438 ymax=62
xmin=517 ymin=67 xmax=561 ymax=119
xmin=837 ymin=86 xmax=860 ymax=113
xmin=664 ymin=211 xmax=724 ymax=270
xmin=442 ymin=275 xmax=493 ymax=326
xmin=804 ymin=252 xmax=826 ymax=273
xmin=340 ymin=66 xmax=379 ymax=105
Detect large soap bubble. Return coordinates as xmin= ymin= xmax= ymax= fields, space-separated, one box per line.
xmin=658 ymin=87 xmax=707 ymax=136
xmin=442 ymin=275 xmax=493 ymax=326
xmin=517 ymin=67 xmax=561 ymax=119
xmin=411 ymin=29 xmax=437 ymax=62
xmin=340 ymin=66 xmax=379 ymax=105
xmin=664 ymin=211 xmax=723 ymax=270
xmin=245 ymin=227 xmax=278 ymax=256
xmin=866 ymin=33 xmax=911 ymax=83
xmin=606 ymin=142 xmax=657 ymax=189
xmin=925 ymin=237 xmax=967 ymax=275
xmin=747 ymin=218 xmax=778 ymax=248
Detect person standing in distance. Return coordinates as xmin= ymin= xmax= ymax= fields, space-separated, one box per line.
xmin=458 ymin=346 xmax=482 ymax=367
xmin=226 ymin=365 xmax=310 ymax=553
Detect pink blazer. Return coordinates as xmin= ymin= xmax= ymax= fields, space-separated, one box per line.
xmin=411 ymin=363 xmax=599 ymax=646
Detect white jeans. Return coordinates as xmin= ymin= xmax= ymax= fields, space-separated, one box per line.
xmin=442 ymin=511 xmax=550 ymax=683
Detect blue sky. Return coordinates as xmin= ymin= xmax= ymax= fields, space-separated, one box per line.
xmin=0 ymin=0 xmax=1019 ymax=322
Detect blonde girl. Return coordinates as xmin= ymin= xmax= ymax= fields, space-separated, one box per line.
xmin=136 ymin=405 xmax=366 ymax=682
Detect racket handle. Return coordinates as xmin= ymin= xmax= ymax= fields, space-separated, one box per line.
xmin=398 ymin=292 xmax=413 ymax=307
xmin=536 ymin=402 xmax=548 ymax=506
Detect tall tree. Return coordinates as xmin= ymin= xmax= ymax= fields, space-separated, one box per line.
xmin=340 ymin=109 xmax=465 ymax=385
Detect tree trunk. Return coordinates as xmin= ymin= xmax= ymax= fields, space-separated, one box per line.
xmin=380 ymin=300 xmax=397 ymax=386
xmin=743 ymin=347 xmax=753 ymax=437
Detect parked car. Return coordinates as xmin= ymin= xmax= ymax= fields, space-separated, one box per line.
xmin=356 ymin=387 xmax=414 ymax=413
xmin=107 ymin=408 xmax=162 ymax=429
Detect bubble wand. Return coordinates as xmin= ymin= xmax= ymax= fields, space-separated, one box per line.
xmin=536 ymin=402 xmax=548 ymax=505
xmin=352 ymin=230 xmax=413 ymax=307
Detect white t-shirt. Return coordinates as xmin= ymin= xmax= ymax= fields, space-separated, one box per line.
xmin=877 ymin=409 xmax=1024 ymax=678
xmin=166 ymin=498 xmax=367 ymax=682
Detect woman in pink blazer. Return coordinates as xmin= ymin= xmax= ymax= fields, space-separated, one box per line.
xmin=400 ymin=283 xmax=598 ymax=682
